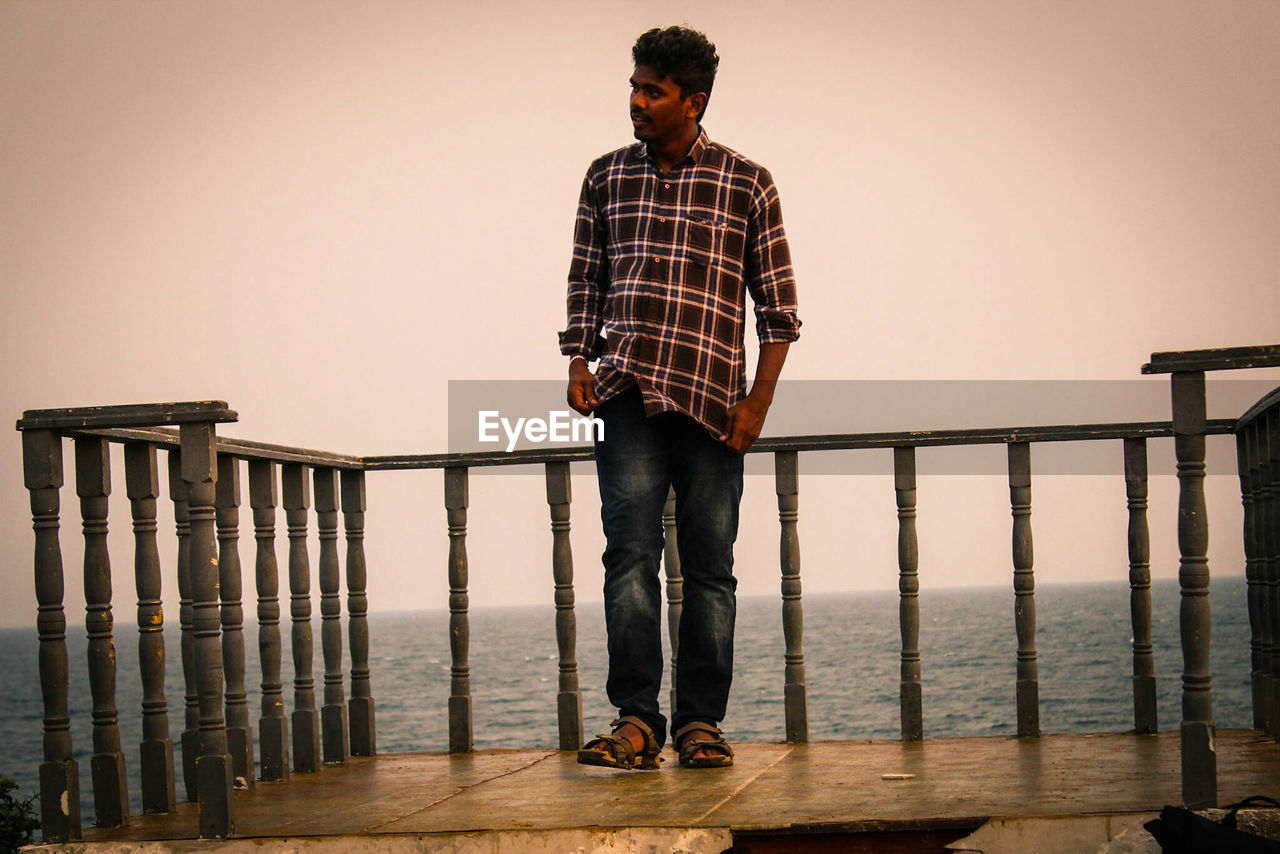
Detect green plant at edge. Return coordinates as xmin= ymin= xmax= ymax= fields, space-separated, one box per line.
xmin=0 ymin=774 xmax=39 ymax=853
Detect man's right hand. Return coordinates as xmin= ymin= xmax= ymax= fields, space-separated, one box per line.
xmin=567 ymin=357 xmax=599 ymax=415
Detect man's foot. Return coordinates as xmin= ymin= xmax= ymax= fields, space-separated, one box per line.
xmin=674 ymin=722 xmax=734 ymax=768
xmin=577 ymin=716 xmax=662 ymax=770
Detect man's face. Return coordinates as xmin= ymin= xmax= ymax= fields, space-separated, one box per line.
xmin=629 ymin=65 xmax=698 ymax=146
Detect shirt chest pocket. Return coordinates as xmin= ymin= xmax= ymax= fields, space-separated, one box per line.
xmin=683 ymin=214 xmax=725 ymax=267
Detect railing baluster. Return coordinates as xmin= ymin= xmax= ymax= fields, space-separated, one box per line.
xmin=662 ymin=486 xmax=682 ymax=715
xmin=1171 ymin=371 xmax=1216 ymax=808
xmin=545 ymin=461 xmax=583 ymax=750
xmin=1239 ymin=427 xmax=1267 ymax=731
xmin=249 ymin=460 xmax=289 ymax=780
xmin=76 ymin=437 xmax=130 ymax=827
xmin=216 ymin=454 xmax=254 ymax=788
xmin=342 ymin=469 xmax=376 ymax=756
xmin=167 ymin=451 xmax=198 ymax=802
xmin=125 ymin=442 xmax=176 ymax=813
xmin=445 ymin=466 xmax=472 ymax=753
xmin=895 ymin=446 xmax=922 ymax=742
xmin=1265 ymin=408 xmax=1280 ymax=742
xmin=1008 ymin=441 xmax=1040 ymax=738
xmin=1242 ymin=416 xmax=1273 ymax=739
xmin=1125 ymin=438 xmax=1158 ymax=734
xmin=282 ymin=463 xmax=320 ymax=773
xmin=315 ymin=467 xmax=349 ymax=764
xmin=25 ymin=429 xmax=81 ymax=843
xmin=181 ymin=422 xmax=234 ymax=838
xmin=776 ymin=451 xmax=808 ymax=743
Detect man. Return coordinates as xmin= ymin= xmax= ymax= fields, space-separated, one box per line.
xmin=560 ymin=25 xmax=800 ymax=770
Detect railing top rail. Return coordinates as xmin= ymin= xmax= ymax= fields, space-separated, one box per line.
xmin=14 ymin=407 xmax=1240 ymax=471
xmin=1142 ymin=344 xmax=1280 ymax=375
xmin=1236 ymin=386 xmax=1280 ymax=432
xmin=363 ymin=419 xmax=1237 ymax=470
xmin=65 ymin=426 xmax=364 ymax=470
xmin=751 ymin=419 xmax=1236 ymax=453
xmin=365 ymin=446 xmax=594 ymax=470
xmin=15 ymin=400 xmax=237 ymax=431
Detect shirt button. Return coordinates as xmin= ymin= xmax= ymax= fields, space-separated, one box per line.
xmin=659 ymin=217 xmax=666 ymax=223
xmin=654 ymin=257 xmax=662 ymax=263
xmin=664 ymin=183 xmax=671 ymax=189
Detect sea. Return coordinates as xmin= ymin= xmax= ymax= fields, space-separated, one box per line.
xmin=0 ymin=577 xmax=1254 ymax=820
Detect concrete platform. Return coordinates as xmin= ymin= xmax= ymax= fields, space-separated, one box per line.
xmin=26 ymin=730 xmax=1280 ymax=853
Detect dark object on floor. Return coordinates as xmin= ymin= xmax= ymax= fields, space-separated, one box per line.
xmin=1145 ymin=796 xmax=1280 ymax=853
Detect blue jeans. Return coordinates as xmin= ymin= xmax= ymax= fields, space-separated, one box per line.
xmin=593 ymin=384 xmax=744 ymax=747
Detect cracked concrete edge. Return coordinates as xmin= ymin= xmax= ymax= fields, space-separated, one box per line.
xmin=20 ymin=826 xmax=735 ymax=854
xmin=945 ymin=813 xmax=1162 ymax=854
xmin=945 ymin=806 xmax=1280 ymax=853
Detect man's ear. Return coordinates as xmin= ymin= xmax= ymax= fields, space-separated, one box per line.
xmin=685 ymin=92 xmax=708 ymax=120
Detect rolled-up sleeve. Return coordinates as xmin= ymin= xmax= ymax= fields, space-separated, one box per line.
xmin=746 ymin=169 xmax=801 ymax=344
xmin=558 ymin=173 xmax=610 ymax=360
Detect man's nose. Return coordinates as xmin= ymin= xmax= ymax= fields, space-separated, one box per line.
xmin=630 ymin=90 xmax=645 ymax=111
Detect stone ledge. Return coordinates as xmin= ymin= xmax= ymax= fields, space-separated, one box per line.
xmin=22 ymin=827 xmax=735 ymax=854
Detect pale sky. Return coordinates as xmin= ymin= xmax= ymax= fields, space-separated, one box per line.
xmin=1 ymin=0 xmax=1278 ymax=630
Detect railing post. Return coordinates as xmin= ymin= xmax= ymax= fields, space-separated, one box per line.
xmin=24 ymin=429 xmax=82 ymax=843
xmin=342 ymin=469 xmax=376 ymax=757
xmin=445 ymin=466 xmax=473 ymax=753
xmin=249 ymin=460 xmax=289 ymax=780
xmin=216 ymin=454 xmax=254 ymax=789
xmin=545 ymin=462 xmax=583 ymax=750
xmin=282 ymin=463 xmax=320 ymax=773
xmin=125 ymin=442 xmax=176 ymax=813
xmin=1171 ymin=371 xmax=1216 ymax=808
xmin=895 ymin=446 xmax=922 ymax=742
xmin=1008 ymin=441 xmax=1040 ymax=738
xmin=75 ymin=437 xmax=130 ymax=827
xmin=776 ymin=451 xmax=808 ymax=743
xmin=315 ymin=467 xmax=350 ymax=764
xmin=1125 ymin=438 xmax=1158 ymax=734
xmin=1238 ymin=426 xmax=1268 ymax=731
xmin=181 ymin=422 xmax=234 ymax=838
xmin=167 ymin=451 xmax=199 ymax=802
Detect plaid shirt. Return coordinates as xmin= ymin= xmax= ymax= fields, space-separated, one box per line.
xmin=559 ymin=129 xmax=801 ymax=437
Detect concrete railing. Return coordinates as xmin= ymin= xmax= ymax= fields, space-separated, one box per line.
xmin=1237 ymin=384 xmax=1280 ymax=738
xmin=17 ymin=405 xmax=372 ymax=841
xmin=17 ymin=344 xmax=1280 ymax=841
xmin=1140 ymin=345 xmax=1280 ymax=808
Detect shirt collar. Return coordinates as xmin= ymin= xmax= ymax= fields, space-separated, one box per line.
xmin=635 ymin=127 xmax=710 ymax=169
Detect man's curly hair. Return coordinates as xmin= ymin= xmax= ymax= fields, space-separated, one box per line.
xmin=632 ymin=26 xmax=720 ymax=118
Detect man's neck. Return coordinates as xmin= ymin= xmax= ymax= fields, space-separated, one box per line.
xmin=650 ymin=125 xmax=700 ymax=173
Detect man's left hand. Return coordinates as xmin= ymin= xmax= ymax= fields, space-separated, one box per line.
xmin=719 ymin=393 xmax=771 ymax=454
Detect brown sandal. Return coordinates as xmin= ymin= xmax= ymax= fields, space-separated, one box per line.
xmin=674 ymin=721 xmax=734 ymax=768
xmin=576 ymin=715 xmax=662 ymax=770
